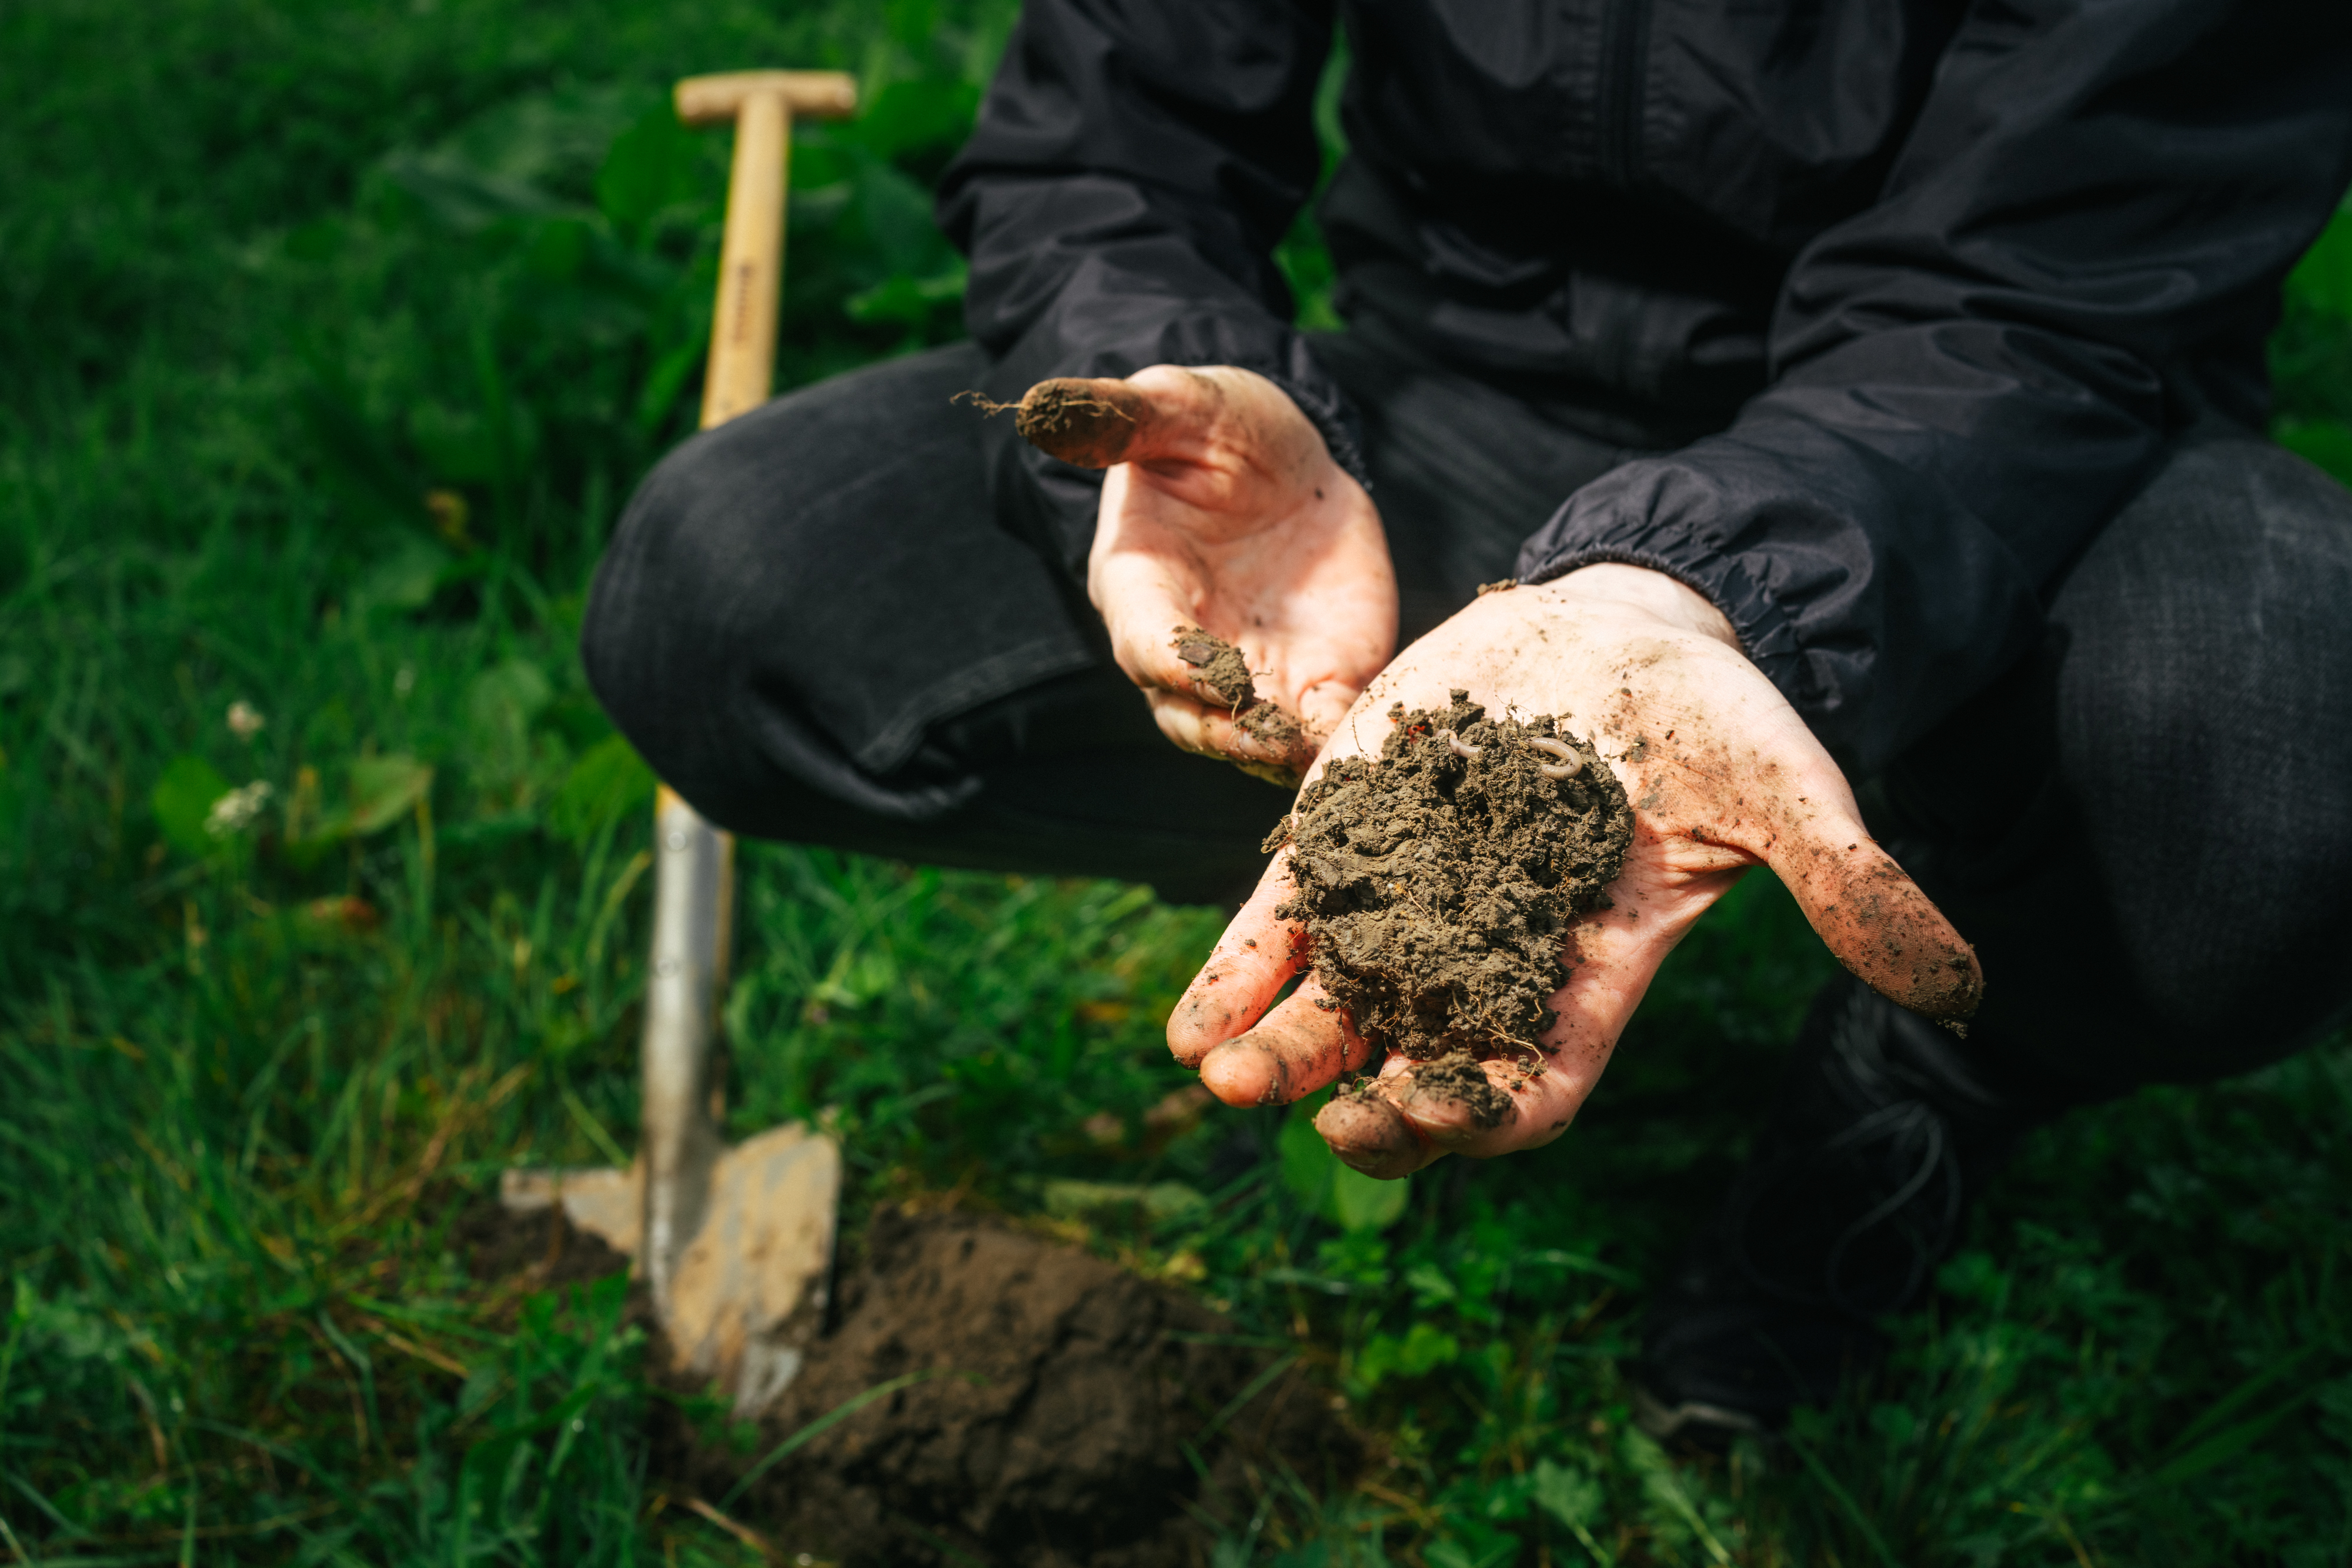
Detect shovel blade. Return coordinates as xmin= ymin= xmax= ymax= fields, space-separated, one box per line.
xmin=666 ymin=1121 xmax=841 ymax=1414
xmin=502 ymin=1121 xmax=839 ymax=1416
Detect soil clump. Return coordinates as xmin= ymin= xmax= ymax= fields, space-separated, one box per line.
xmin=456 ymin=1197 xmax=633 ymax=1293
xmin=461 ymin=1198 xmax=1354 ymax=1564
xmin=1268 ymin=692 xmax=1633 ymax=1110
xmin=1005 ymin=378 xmax=1149 ymax=468
xmin=1174 ymin=627 xmax=1301 ymax=750
xmin=657 ymin=1205 xmax=1357 ymax=1566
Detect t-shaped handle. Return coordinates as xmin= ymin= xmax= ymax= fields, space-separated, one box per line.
xmin=673 ymin=70 xmax=858 ymax=426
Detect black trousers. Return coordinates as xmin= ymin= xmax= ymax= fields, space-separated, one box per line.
xmin=584 ymin=330 xmax=2352 ymax=1120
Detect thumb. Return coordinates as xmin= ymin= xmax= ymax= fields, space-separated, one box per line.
xmin=1768 ymin=824 xmax=1983 ymax=1022
xmin=1013 ymin=371 xmax=1234 ymax=471
xmin=1295 ymin=678 xmax=1361 ymax=746
xmin=1012 ymin=377 xmax=1161 ymax=469
xmin=1014 ymin=367 xmax=1280 ymax=477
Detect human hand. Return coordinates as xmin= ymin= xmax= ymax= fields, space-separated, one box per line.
xmin=1015 ymin=367 xmax=1397 ymax=786
xmin=1165 ymin=564 xmax=1982 ymax=1176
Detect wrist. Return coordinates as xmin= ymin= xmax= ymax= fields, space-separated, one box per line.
xmin=1532 ymin=563 xmax=1740 ymax=650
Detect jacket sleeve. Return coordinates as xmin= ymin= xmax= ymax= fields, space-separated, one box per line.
xmin=1514 ymin=0 xmax=2352 ymax=774
xmin=937 ymin=0 xmax=1355 ymax=577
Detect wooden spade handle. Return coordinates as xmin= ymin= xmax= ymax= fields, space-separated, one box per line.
xmin=681 ymin=71 xmax=857 ymax=429
xmin=699 ymin=88 xmax=787 ymax=427
xmin=674 ymin=69 xmax=857 ymax=128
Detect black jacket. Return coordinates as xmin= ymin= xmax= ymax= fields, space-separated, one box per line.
xmin=937 ymin=0 xmax=2352 ymax=772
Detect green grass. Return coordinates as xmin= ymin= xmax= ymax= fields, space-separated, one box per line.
xmin=4 ymin=2 xmax=2352 ymax=1563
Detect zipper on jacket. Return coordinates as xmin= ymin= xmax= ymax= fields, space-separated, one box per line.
xmin=1595 ymin=0 xmax=1650 ymax=188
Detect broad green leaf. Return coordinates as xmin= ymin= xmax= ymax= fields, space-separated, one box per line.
xmin=1278 ymin=1101 xmax=1336 ymax=1210
xmin=2276 ymin=416 xmax=2352 ymax=487
xmin=353 ymin=536 xmax=451 ymax=614
xmin=1356 ymin=1321 xmax=1459 ymax=1392
xmin=468 ymin=658 xmax=553 ymax=736
xmin=2286 ymin=208 xmax=2352 ymax=322
xmin=596 ymin=107 xmax=694 ymax=233
xmin=853 ymin=159 xmax=954 ymax=278
xmin=1424 ymin=1521 xmax=1516 ymax=1568
xmin=850 ymin=79 xmax=981 ymax=162
xmin=1406 ymin=1261 xmax=1458 ymax=1305
xmin=549 ymin=732 xmax=656 ymax=844
xmin=1531 ymin=1457 xmax=1603 ymax=1529
xmin=883 ymin=0 xmax=939 ymax=54
xmin=1282 ymin=1089 xmax=1410 ymax=1231
xmin=522 ymin=216 xmax=590 ymax=282
xmin=845 ymin=265 xmax=967 ymax=329
xmin=1330 ymin=1161 xmax=1409 ymax=1232
xmin=344 ymin=755 xmax=435 ymax=837
xmin=634 ymin=332 xmax=709 ymax=435
xmin=151 ymin=755 xmax=232 ymax=855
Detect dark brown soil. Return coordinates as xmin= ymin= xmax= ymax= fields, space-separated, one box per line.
xmin=1267 ymin=692 xmax=1633 ymax=1107
xmin=655 ymin=1206 xmax=1359 ymax=1566
xmin=1174 ymin=627 xmax=1255 ymax=707
xmin=1173 ymin=627 xmax=1302 ymax=750
xmin=460 ymin=1198 xmax=1355 ymax=1564
xmin=1011 ymin=378 xmax=1148 ymax=468
xmin=455 ymin=1198 xmax=632 ymax=1292
xmin=1401 ymin=1049 xmax=1516 ymax=1128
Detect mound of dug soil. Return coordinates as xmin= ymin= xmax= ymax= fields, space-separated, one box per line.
xmin=665 ymin=1205 xmax=1359 ymax=1566
xmin=1268 ymin=693 xmax=1632 ymax=1115
xmin=457 ymin=1197 xmax=632 ymax=1293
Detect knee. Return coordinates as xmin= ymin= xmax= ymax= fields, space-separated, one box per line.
xmin=581 ymin=418 xmax=784 ymax=790
xmin=2052 ymin=437 xmax=2352 ymax=1042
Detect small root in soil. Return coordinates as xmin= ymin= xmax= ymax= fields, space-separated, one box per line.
xmin=957 ymin=380 xmax=1148 ymax=468
xmin=1175 ymin=627 xmax=1255 ymax=707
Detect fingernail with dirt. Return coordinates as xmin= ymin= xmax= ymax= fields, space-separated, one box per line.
xmin=1199 ymin=1036 xmax=1291 ymax=1106
xmin=1800 ymin=847 xmax=1984 ymax=1022
xmin=1198 ymin=998 xmax=1362 ymax=1106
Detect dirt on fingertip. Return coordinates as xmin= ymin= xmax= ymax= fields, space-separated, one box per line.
xmin=1237 ymin=702 xmax=1302 ymax=751
xmin=1174 ymin=627 xmax=1304 ymax=751
xmin=1408 ymin=1050 xmax=1515 ymax=1128
xmin=1174 ymin=627 xmax=1255 ymax=707
xmin=1267 ymin=691 xmax=1633 ymax=1109
xmin=1012 ymin=378 xmax=1146 ymax=467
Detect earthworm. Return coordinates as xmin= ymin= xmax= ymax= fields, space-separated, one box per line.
xmin=1526 ymin=736 xmax=1584 ymax=780
xmin=1442 ymin=727 xmax=1583 ymax=778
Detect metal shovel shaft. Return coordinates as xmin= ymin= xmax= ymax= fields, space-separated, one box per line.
xmin=641 ymin=784 xmax=731 ymax=1310
xmin=639 ymin=75 xmax=850 ymax=1373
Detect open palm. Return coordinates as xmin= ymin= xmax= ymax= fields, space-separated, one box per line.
xmin=1166 ymin=566 xmax=1984 ymax=1176
xmin=1025 ymin=365 xmax=1398 ymax=785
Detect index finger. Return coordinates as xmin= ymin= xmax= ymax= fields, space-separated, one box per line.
xmin=1144 ymin=690 xmax=1315 ymax=784
xmin=1167 ymin=851 xmax=1307 ymax=1066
